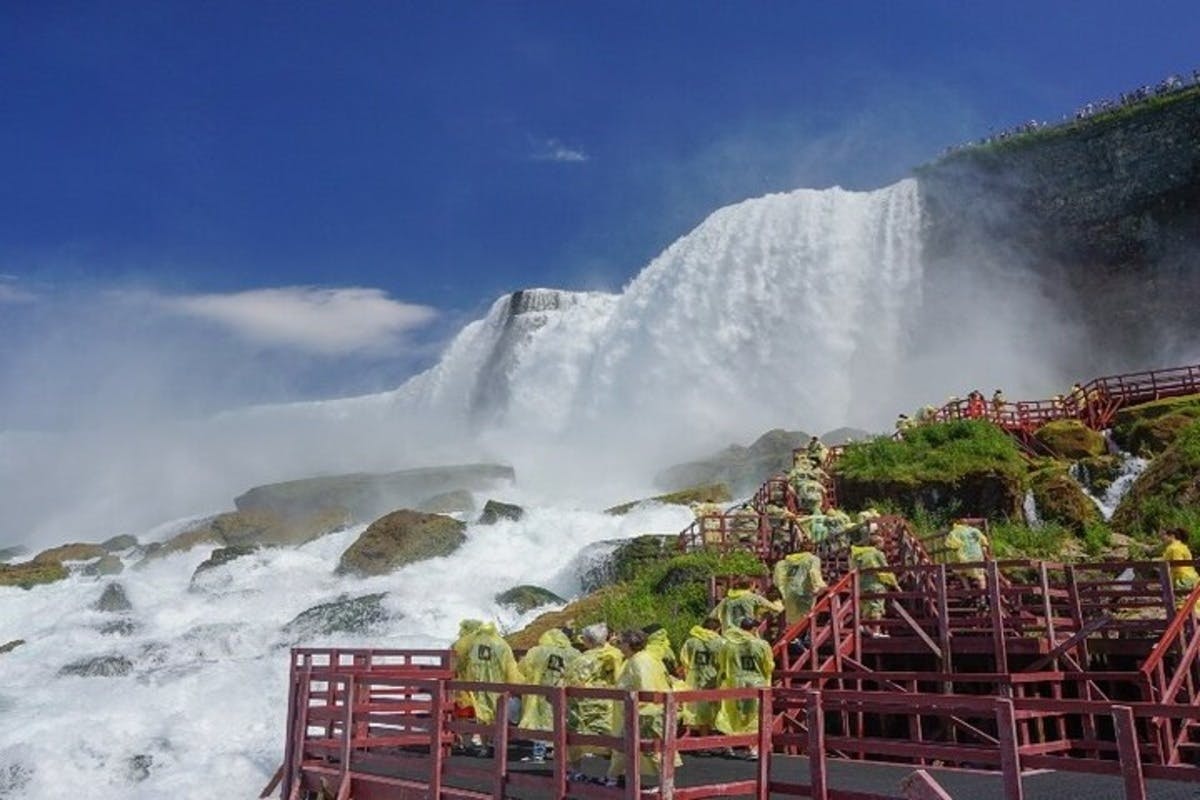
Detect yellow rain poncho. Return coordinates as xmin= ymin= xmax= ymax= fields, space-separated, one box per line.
xmin=678 ymin=625 xmax=724 ymax=728
xmin=773 ymin=552 xmax=826 ymax=625
xmin=607 ymin=649 xmax=679 ymax=779
xmin=564 ymin=641 xmax=623 ymax=763
xmin=711 ymin=589 xmax=782 ymax=635
xmin=459 ymin=622 xmax=522 ymax=724
xmin=850 ymin=545 xmax=899 ymax=621
xmin=645 ymin=628 xmax=678 ymax=675
xmin=452 ymin=619 xmax=484 ymax=710
xmin=944 ymin=523 xmax=989 ymax=583
xmin=1164 ymin=539 xmax=1200 ymax=607
xmin=713 ymin=627 xmax=773 ymax=735
xmin=517 ymin=628 xmax=580 ymax=732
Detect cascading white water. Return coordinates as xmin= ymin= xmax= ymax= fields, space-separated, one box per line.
xmin=1080 ymin=454 xmax=1150 ymax=521
xmin=1023 ymin=490 xmax=1043 ymax=528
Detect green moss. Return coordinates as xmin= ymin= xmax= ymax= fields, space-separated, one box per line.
xmin=1111 ymin=419 xmax=1200 ymax=537
xmin=605 ymin=483 xmax=732 ymax=515
xmin=0 ymin=561 xmax=69 ymax=589
xmin=336 ymin=510 xmax=466 ymax=576
xmin=1030 ymin=469 xmax=1099 ymax=532
xmin=1033 ymin=420 xmax=1106 ymax=460
xmin=1112 ymin=394 xmax=1200 ymax=457
xmin=835 ymin=421 xmax=1026 ymax=519
xmin=495 ymin=585 xmax=565 ymax=614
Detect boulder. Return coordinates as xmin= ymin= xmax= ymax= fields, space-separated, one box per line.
xmin=58 ymin=654 xmax=133 ymax=678
xmin=139 ymin=507 xmax=350 ymax=565
xmin=0 ymin=639 xmax=24 ymax=655
xmin=0 ymin=561 xmax=68 ymax=589
xmin=478 ymin=500 xmax=524 ymax=525
xmin=1033 ymin=420 xmax=1107 ymax=459
xmin=283 ymin=592 xmax=391 ymax=640
xmin=94 ymin=583 xmax=132 ymax=613
xmin=32 ymin=543 xmax=106 ymax=564
xmin=234 ymin=463 xmax=515 ymax=522
xmin=1113 ymin=394 xmax=1200 ymax=457
xmin=605 ymin=483 xmax=731 ymax=515
xmin=100 ymin=534 xmax=138 ymax=552
xmin=127 ymin=754 xmax=154 ymax=783
xmin=417 ymin=490 xmax=476 ymax=514
xmin=191 ymin=545 xmax=259 ymax=582
xmin=337 ymin=511 xmax=466 ymax=576
xmin=99 ymin=619 xmax=138 ymax=637
xmin=654 ymin=428 xmax=810 ymax=495
xmin=83 ymin=555 xmax=125 ymax=577
xmin=1074 ymin=455 xmax=1122 ymax=495
xmin=1112 ymin=419 xmax=1200 ymax=536
xmin=1030 ymin=469 xmax=1100 ymax=533
xmin=494 ymin=585 xmax=565 ymax=614
xmin=602 ymin=535 xmax=677 ymax=589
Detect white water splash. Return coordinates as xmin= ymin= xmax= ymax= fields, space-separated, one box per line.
xmin=1022 ymin=490 xmax=1042 ymax=528
xmin=1075 ymin=453 xmax=1149 ymax=521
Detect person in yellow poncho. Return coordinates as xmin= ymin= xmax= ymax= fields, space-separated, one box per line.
xmin=678 ymin=618 xmax=724 ymax=736
xmin=773 ymin=545 xmax=826 ymax=627
xmin=850 ymin=536 xmax=900 ymax=637
xmin=564 ymin=623 xmax=623 ymax=782
xmin=1163 ymin=528 xmax=1200 ymax=612
xmin=711 ymin=580 xmax=783 ymax=634
xmin=517 ymin=628 xmax=579 ymax=762
xmin=451 ymin=619 xmax=485 ymax=750
xmin=642 ymin=624 xmax=679 ymax=677
xmin=714 ymin=618 xmax=773 ymax=759
xmin=458 ymin=621 xmax=523 ymax=754
xmin=944 ymin=522 xmax=989 ymax=590
xmin=605 ymin=629 xmax=679 ymax=787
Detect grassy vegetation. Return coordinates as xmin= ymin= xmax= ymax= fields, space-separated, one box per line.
xmin=836 ymin=421 xmax=1026 ymax=487
xmin=1112 ymin=394 xmax=1200 ymax=457
xmin=988 ymin=521 xmax=1070 ymax=559
xmin=1112 ymin=419 xmax=1200 ymax=538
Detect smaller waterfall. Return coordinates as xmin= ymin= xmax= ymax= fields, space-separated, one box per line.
xmin=1022 ymin=490 xmax=1043 ymax=528
xmin=1077 ymin=454 xmax=1149 ymax=521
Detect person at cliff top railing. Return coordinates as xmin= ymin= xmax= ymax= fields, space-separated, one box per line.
xmin=895 ymin=413 xmax=915 ymax=436
xmin=773 ymin=541 xmax=827 ymax=627
xmin=992 ymin=389 xmax=1006 ymax=417
xmin=516 ymin=628 xmax=580 ymax=763
xmin=967 ymin=390 xmax=986 ymax=419
xmin=679 ymin=617 xmax=725 ymax=739
xmin=1070 ymin=382 xmax=1087 ymax=411
xmin=713 ymin=617 xmax=773 ymax=759
xmin=1162 ymin=529 xmax=1200 ymax=612
xmin=944 ymin=522 xmax=990 ymax=592
xmin=850 ymin=536 xmax=900 ymax=638
xmin=805 ymin=435 xmax=829 ymax=468
xmin=605 ymin=629 xmax=679 ymax=788
xmin=564 ymin=623 xmax=623 ymax=783
xmin=458 ymin=621 xmax=523 ymax=755
xmin=711 ymin=578 xmax=783 ymax=634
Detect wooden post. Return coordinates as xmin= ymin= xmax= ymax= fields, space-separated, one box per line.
xmin=1066 ymin=564 xmax=1098 ymax=755
xmin=936 ymin=565 xmax=952 ymax=695
xmin=280 ymin=664 xmax=300 ymax=800
xmin=492 ymin=691 xmax=510 ymax=800
xmin=660 ymin=693 xmax=677 ymax=800
xmin=624 ymin=692 xmax=641 ymax=800
xmin=995 ymin=697 xmax=1023 ymax=800
xmin=337 ymin=678 xmax=354 ymax=800
xmin=552 ymin=687 xmax=568 ymax=800
xmin=429 ymin=681 xmax=444 ymax=799
xmin=1112 ymin=705 xmax=1148 ymax=800
xmin=756 ymin=688 xmax=771 ymax=800
xmin=988 ymin=561 xmax=1009 ymax=680
xmin=806 ymin=689 xmax=827 ymax=800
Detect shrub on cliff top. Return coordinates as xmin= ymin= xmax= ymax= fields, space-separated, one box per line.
xmin=836 ymin=421 xmax=1026 ymax=486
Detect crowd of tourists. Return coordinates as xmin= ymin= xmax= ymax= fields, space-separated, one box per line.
xmin=940 ymin=67 xmax=1200 ymax=157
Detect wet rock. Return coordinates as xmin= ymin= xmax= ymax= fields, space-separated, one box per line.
xmin=337 ymin=510 xmax=466 ymax=576
xmin=100 ymin=534 xmax=138 ymax=552
xmin=234 ymin=464 xmax=515 ymax=522
xmin=83 ymin=555 xmax=125 ymax=577
xmin=99 ymin=619 xmax=138 ymax=637
xmin=654 ymin=428 xmax=810 ymax=495
xmin=59 ymin=654 xmax=134 ymax=678
xmin=32 ymin=542 xmax=106 ymax=564
xmin=1033 ymin=420 xmax=1106 ymax=459
xmin=190 ymin=545 xmax=259 ymax=582
xmin=578 ymin=535 xmax=677 ymax=592
xmin=283 ymin=592 xmax=391 ymax=640
xmin=417 ymin=489 xmax=476 ymax=514
xmin=0 ymin=761 xmax=32 ymax=796
xmin=1030 ymin=469 xmax=1099 ymax=533
xmin=0 ymin=640 xmax=25 ymax=655
xmin=127 ymin=754 xmax=153 ymax=783
xmin=478 ymin=500 xmax=524 ymax=525
xmin=495 ymin=585 xmax=565 ymax=614
xmin=605 ymin=483 xmax=731 ymax=515
xmin=94 ymin=582 xmax=132 ymax=613
xmin=0 ymin=561 xmax=68 ymax=589
xmin=139 ymin=507 xmax=350 ymax=565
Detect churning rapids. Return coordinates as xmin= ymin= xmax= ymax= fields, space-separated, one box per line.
xmin=0 ymin=179 xmax=1081 ymax=797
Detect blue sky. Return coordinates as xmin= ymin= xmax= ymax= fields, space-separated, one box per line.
xmin=2 ymin=1 xmax=1199 ymax=426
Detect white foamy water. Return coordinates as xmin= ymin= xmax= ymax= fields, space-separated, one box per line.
xmin=0 ymin=502 xmax=691 ymax=799
xmin=1076 ymin=454 xmax=1150 ymax=520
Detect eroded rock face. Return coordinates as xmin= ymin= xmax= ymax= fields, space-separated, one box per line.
xmin=283 ymin=593 xmax=391 ymax=640
xmin=58 ymin=655 xmax=134 ymax=678
xmin=234 ymin=464 xmax=515 ymax=523
xmin=337 ymin=511 xmax=466 ymax=576
xmin=494 ymin=585 xmax=565 ymax=614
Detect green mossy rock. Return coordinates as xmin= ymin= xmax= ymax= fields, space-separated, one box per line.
xmin=1033 ymin=420 xmax=1107 ymax=459
xmin=283 ymin=592 xmax=391 ymax=640
xmin=417 ymin=490 xmax=475 ymax=514
xmin=32 ymin=543 xmax=106 ymax=564
xmin=609 ymin=535 xmax=678 ymax=584
xmin=478 ymin=500 xmax=524 ymax=524
xmin=1112 ymin=395 xmax=1200 ymax=457
xmin=1075 ymin=455 xmax=1122 ymax=494
xmin=494 ymin=585 xmax=565 ymax=614
xmin=654 ymin=428 xmax=811 ymax=495
xmin=605 ymin=483 xmax=732 ymax=515
xmin=1112 ymin=419 xmax=1200 ymax=537
xmin=834 ymin=421 xmax=1026 ymax=519
xmin=507 ymin=589 xmax=612 ymax=651
xmin=83 ymin=555 xmax=125 ymax=577
xmin=1030 ymin=469 xmax=1099 ymax=532
xmin=0 ymin=561 xmax=68 ymax=589
xmin=337 ymin=510 xmax=466 ymax=576
xmin=101 ymin=534 xmax=138 ymax=552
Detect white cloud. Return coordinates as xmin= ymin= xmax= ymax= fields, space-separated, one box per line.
xmin=529 ymin=137 xmax=589 ymax=163
xmin=151 ymin=286 xmax=437 ymax=355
